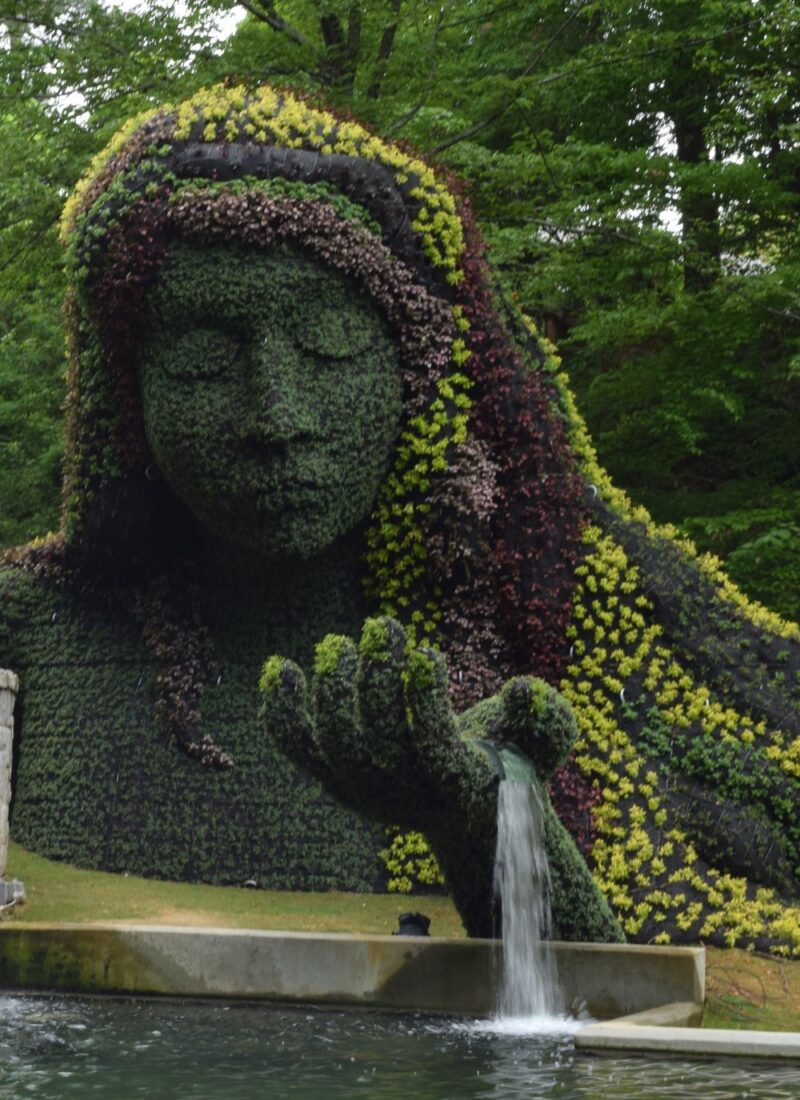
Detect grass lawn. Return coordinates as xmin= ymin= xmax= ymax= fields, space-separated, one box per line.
xmin=3 ymin=842 xmax=465 ymax=938
xmin=5 ymin=842 xmax=800 ymax=1030
xmin=704 ymin=947 xmax=800 ymax=1031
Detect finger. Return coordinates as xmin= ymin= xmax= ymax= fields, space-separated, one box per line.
xmin=259 ymin=656 xmax=319 ymax=771
xmin=311 ymin=633 xmax=364 ymax=765
xmin=356 ymin=617 xmax=412 ymax=773
xmin=312 ymin=632 xmax=408 ymax=819
xmin=404 ymin=646 xmax=496 ymax=822
xmin=404 ymin=646 xmax=483 ymax=773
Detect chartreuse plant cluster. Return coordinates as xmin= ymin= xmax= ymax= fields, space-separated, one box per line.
xmin=364 ymin=363 xmax=472 ymax=646
xmin=61 ymin=84 xmax=464 ymax=281
xmin=5 ymin=84 xmax=800 ymax=950
xmin=556 ymin=524 xmax=800 ymax=951
xmin=379 ymin=830 xmax=446 ymax=896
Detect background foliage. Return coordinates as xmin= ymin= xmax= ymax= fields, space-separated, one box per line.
xmin=1 ymin=0 xmax=798 ymax=618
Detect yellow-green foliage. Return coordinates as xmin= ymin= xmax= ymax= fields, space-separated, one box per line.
xmin=60 ymin=107 xmax=163 ymax=244
xmin=365 ymin=366 xmax=472 ymax=648
xmin=562 ymin=524 xmax=800 ymax=953
xmin=380 ymin=828 xmax=446 ymax=894
xmin=61 ymin=84 xmax=465 ymax=282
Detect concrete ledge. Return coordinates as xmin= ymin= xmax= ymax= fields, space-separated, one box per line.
xmin=552 ymin=940 xmax=704 ymax=1019
xmin=575 ymin=1019 xmax=800 ymax=1061
xmin=0 ymin=924 xmax=703 ymax=1018
xmin=604 ymin=1000 xmax=703 ymax=1028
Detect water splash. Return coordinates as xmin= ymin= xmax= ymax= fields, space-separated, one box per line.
xmin=491 ymin=776 xmax=567 ymax=1032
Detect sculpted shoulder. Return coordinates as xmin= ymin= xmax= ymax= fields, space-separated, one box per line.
xmin=0 ymin=565 xmax=35 ymax=670
xmin=0 ymin=564 xmax=146 ymax=676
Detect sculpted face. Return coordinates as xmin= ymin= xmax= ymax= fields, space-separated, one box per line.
xmin=138 ymin=241 xmax=403 ymax=557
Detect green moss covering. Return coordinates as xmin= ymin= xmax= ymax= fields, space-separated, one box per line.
xmin=138 ymin=242 xmax=402 ymax=559
xmin=6 ymin=81 xmax=800 ymax=951
xmin=4 ymin=481 xmax=391 ymax=891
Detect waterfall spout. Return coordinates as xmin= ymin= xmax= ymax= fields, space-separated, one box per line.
xmin=493 ymin=773 xmax=562 ymax=1023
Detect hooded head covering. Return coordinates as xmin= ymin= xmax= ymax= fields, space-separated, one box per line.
xmin=56 ymin=83 xmax=584 ymax=704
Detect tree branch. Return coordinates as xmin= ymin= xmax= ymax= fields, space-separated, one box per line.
xmin=0 ymin=221 xmax=56 ymax=275
xmin=239 ymin=0 xmax=312 ymax=48
xmin=430 ymin=9 xmax=761 ymax=156
xmin=515 ymin=103 xmax=562 ymax=196
xmin=385 ymin=6 xmax=445 ymax=134
xmin=535 ymin=17 xmax=759 ymax=89
xmin=429 ymin=0 xmax=594 ymax=154
xmin=367 ymin=0 xmax=401 ymax=101
xmin=523 ymin=215 xmax=674 ymax=253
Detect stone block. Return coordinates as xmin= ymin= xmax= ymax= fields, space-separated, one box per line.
xmin=0 ymin=679 xmax=13 ymax=882
xmin=0 ymin=670 xmax=19 ymax=692
xmin=575 ymin=1019 xmax=800 ymax=1060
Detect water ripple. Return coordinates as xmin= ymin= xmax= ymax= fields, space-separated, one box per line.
xmin=0 ymin=997 xmax=798 ymax=1099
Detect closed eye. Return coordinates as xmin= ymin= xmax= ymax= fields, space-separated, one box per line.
xmin=161 ymin=327 xmax=244 ymax=380
xmin=294 ymin=306 xmax=379 ymax=360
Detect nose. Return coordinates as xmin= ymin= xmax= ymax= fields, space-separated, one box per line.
xmin=245 ymin=333 xmax=319 ymax=443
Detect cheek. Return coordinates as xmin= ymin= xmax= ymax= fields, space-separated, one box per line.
xmin=322 ymin=360 xmax=403 ymax=448
xmin=141 ymin=377 xmax=237 ymax=477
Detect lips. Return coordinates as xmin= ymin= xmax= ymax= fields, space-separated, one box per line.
xmin=247 ymin=465 xmax=326 ymax=516
xmin=238 ymin=441 xmax=334 ymax=502
xmin=253 ymin=485 xmax=320 ymax=516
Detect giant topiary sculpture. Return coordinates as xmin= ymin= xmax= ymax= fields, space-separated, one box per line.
xmin=2 ymin=85 xmax=799 ymax=951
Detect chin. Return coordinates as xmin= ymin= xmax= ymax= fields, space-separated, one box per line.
xmin=206 ymin=511 xmax=348 ymax=561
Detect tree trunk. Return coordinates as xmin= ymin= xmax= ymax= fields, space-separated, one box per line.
xmin=673 ymin=106 xmax=720 ymax=292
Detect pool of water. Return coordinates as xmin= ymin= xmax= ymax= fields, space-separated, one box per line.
xmin=1 ymin=996 xmax=799 ymax=1100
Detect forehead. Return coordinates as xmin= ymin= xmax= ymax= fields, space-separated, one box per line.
xmin=146 ymin=239 xmax=380 ymax=319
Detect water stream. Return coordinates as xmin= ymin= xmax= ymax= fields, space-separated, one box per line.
xmin=491 ymin=759 xmax=569 ymax=1032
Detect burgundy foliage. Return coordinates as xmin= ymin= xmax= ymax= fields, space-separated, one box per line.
xmin=452 ymin=203 xmax=585 ymax=690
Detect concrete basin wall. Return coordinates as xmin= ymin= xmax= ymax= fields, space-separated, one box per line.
xmin=0 ymin=924 xmax=703 ymax=1018
xmin=553 ymin=940 xmax=704 ymax=1019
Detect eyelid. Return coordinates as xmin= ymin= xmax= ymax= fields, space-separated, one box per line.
xmin=294 ymin=312 xmax=376 ymax=359
xmin=158 ymin=327 xmax=244 ymax=380
xmin=173 ymin=319 xmax=243 ymax=339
